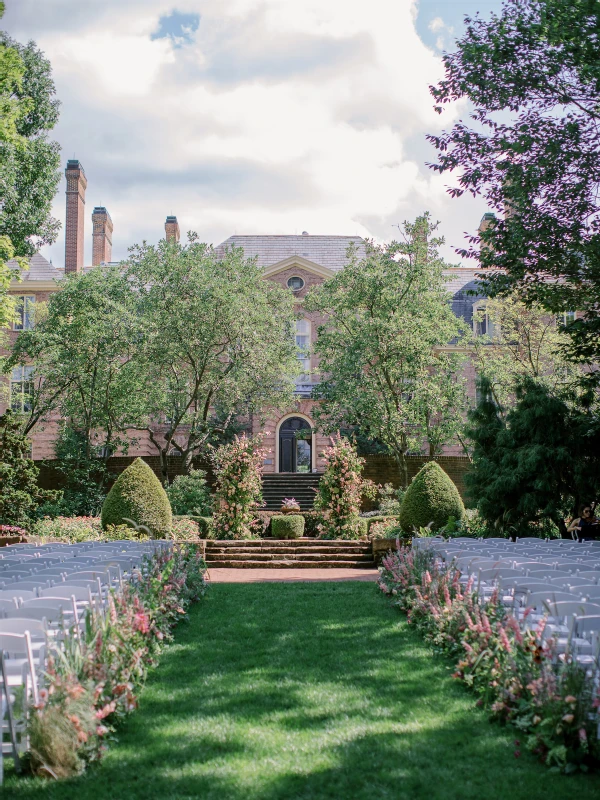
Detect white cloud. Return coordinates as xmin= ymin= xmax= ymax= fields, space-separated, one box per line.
xmin=428 ymin=16 xmax=445 ymax=33
xmin=4 ymin=0 xmax=480 ymax=265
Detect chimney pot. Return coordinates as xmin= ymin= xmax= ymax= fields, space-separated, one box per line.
xmin=92 ymin=206 xmax=114 ymax=266
xmin=64 ymin=160 xmax=87 ymax=274
xmin=165 ymin=215 xmax=180 ymax=243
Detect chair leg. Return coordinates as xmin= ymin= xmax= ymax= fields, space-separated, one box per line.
xmin=0 ymin=653 xmax=21 ymax=775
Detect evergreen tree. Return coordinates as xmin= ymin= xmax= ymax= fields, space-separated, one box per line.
xmin=466 ymin=378 xmax=600 ymax=536
xmin=0 ymin=409 xmax=58 ymax=525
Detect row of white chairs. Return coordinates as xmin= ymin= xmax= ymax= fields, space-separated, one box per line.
xmin=414 ymin=537 xmax=600 ymax=684
xmin=0 ymin=539 xmax=173 ymax=782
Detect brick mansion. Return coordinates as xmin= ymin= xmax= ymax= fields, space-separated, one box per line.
xmin=2 ymin=160 xmax=490 ymax=475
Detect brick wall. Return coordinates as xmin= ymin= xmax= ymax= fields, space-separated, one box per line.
xmin=362 ymin=454 xmax=472 ymax=505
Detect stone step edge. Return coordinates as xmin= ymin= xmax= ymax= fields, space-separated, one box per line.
xmin=206 ymin=562 xmax=375 ymax=568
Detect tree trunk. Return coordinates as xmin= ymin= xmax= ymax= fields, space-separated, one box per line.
xmin=393 ymin=448 xmax=409 ymax=489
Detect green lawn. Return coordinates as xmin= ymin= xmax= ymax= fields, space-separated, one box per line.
xmin=3 ymin=582 xmax=599 ymax=799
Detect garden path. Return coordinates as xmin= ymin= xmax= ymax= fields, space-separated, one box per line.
xmin=208 ymin=567 xmax=379 ymax=582
xmin=4 ymin=583 xmax=600 ymax=800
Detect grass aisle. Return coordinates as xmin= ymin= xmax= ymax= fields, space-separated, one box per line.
xmin=4 ymin=582 xmax=599 ymax=800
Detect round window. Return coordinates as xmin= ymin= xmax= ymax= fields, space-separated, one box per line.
xmin=287 ymin=276 xmax=305 ymax=291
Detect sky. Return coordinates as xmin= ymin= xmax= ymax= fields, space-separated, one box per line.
xmin=4 ymin=0 xmax=503 ymax=266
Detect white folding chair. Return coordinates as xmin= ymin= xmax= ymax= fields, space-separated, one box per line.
xmin=0 ymin=598 xmax=19 ymax=615
xmin=0 ymin=589 xmax=37 ymax=603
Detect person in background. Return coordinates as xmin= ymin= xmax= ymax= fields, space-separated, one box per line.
xmin=567 ymin=504 xmax=599 ymax=541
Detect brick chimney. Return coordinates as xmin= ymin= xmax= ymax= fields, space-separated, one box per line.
xmin=65 ymin=159 xmax=87 ymax=274
xmin=478 ymin=212 xmax=496 ymax=234
xmin=165 ymin=215 xmax=180 ymax=243
xmin=92 ymin=206 xmax=113 ymax=265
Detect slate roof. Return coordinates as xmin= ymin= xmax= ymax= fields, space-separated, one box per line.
xmin=214 ymin=234 xmax=366 ymax=272
xmin=6 ymin=252 xmax=63 ymax=282
xmin=444 ymin=268 xmax=489 ymax=327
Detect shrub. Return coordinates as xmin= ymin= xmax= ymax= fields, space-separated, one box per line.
xmin=365 ymin=515 xmax=399 ymax=534
xmin=377 ymin=483 xmax=404 ymax=515
xmin=0 ymin=410 xmax=60 ymax=526
xmin=165 ymin=469 xmax=212 ymax=516
xmin=368 ymin=518 xmax=403 ymax=539
xmin=399 ymin=462 xmax=464 ymax=532
xmin=101 ymin=458 xmax=172 ymax=539
xmin=171 ymin=516 xmax=201 ymax=541
xmin=32 ymin=516 xmax=103 ymax=542
xmin=272 ymin=515 xmax=305 ymax=539
xmin=28 ymin=546 xmax=207 ymax=778
xmin=252 ymin=511 xmax=283 ymax=537
xmin=211 ymin=434 xmax=266 ymax=539
xmin=191 ymin=515 xmax=214 ymax=538
xmin=314 ymin=435 xmax=376 ymax=539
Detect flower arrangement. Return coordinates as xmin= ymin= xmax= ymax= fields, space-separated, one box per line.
xmin=378 ymin=547 xmax=600 ymax=772
xmin=28 ymin=545 xmax=207 ymax=778
xmin=211 ymin=433 xmax=267 ymax=539
xmin=314 ymin=435 xmax=375 ymax=539
xmin=0 ymin=523 xmax=29 ymax=538
xmin=281 ymin=497 xmax=300 ymax=511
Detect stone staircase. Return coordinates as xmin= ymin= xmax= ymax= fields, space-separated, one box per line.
xmin=204 ymin=539 xmax=375 ymax=569
xmin=261 ymin=473 xmax=321 ymax=510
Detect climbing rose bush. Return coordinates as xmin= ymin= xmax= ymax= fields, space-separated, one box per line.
xmin=211 ymin=433 xmax=267 ymax=539
xmin=28 ymin=545 xmax=208 ymax=778
xmin=379 ymin=546 xmax=600 ymax=772
xmin=314 ymin=435 xmax=375 ymax=539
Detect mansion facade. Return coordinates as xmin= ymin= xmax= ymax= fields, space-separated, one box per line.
xmin=2 ymin=160 xmax=487 ymax=473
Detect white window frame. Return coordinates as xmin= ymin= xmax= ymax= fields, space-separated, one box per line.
xmin=13 ymin=295 xmax=35 ymax=331
xmin=558 ymin=310 xmax=576 ymax=326
xmin=472 ymin=302 xmax=500 ymax=340
xmin=10 ymin=366 xmax=35 ymax=413
xmin=295 ymin=318 xmax=311 ymax=383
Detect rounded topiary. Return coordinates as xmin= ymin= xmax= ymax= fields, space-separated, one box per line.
xmin=399 ymin=462 xmax=465 ymax=533
xmin=101 ymin=458 xmax=172 ymax=539
xmin=271 ymin=514 xmax=305 ymax=540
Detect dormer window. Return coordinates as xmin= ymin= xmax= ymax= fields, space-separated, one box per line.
xmin=287 ymin=276 xmax=305 ymax=292
xmin=473 ymin=302 xmax=499 ymax=340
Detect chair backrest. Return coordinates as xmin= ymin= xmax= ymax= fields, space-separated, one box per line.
xmin=4 ymin=607 xmax=60 ymax=624
xmin=0 ymin=617 xmax=47 ymax=636
xmin=0 ymin=588 xmax=37 ymax=602
xmin=478 ymin=567 xmax=526 ymax=581
xmin=574 ymin=571 xmax=600 ymax=582
xmin=0 ymin=597 xmax=19 ymax=612
xmin=572 ymin=614 xmax=600 ymax=636
xmin=546 ymin=600 xmax=600 ymax=617
xmin=517 ymin=537 xmax=546 ymax=543
xmin=0 ymin=568 xmax=36 ymax=578
xmin=571 ymin=585 xmax=600 ymax=600
xmin=67 ymin=570 xmax=112 ymax=582
xmin=61 ymin=579 xmax=102 ymax=593
xmin=39 ymin=586 xmax=92 ymax=603
xmin=0 ymin=580 xmax=53 ymax=592
xmin=527 ymin=590 xmax=582 ymax=608
xmin=548 ymin=576 xmax=596 ymax=588
xmin=527 ymin=569 xmax=572 ymax=579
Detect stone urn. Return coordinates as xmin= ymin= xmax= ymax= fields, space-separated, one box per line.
xmin=280 ymin=499 xmax=301 ymax=514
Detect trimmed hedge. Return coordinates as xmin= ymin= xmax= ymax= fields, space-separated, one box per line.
xmin=271 ymin=515 xmax=305 ymax=539
xmin=101 ymin=458 xmax=172 ymax=539
xmin=188 ymin=515 xmax=214 ymax=538
xmin=399 ymin=461 xmax=464 ymax=532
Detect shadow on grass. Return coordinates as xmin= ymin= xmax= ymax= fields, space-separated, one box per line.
xmin=3 ymin=583 xmax=599 ymax=800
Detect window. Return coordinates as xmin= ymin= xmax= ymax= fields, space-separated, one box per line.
xmin=13 ymin=295 xmax=35 ymax=330
xmin=295 ymin=318 xmax=311 ymax=382
xmin=473 ymin=303 xmax=499 ymax=340
xmin=558 ymin=310 xmax=576 ymax=326
xmin=287 ymin=276 xmax=305 ymax=292
xmin=10 ymin=366 xmax=34 ymax=413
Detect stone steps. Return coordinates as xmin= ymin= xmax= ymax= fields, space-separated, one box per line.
xmin=261 ymin=474 xmax=321 ymax=510
xmin=204 ymin=537 xmax=375 ymax=569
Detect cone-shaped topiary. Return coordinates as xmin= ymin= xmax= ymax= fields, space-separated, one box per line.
xmin=101 ymin=458 xmax=172 ymax=539
xmin=399 ymin=461 xmax=464 ymax=533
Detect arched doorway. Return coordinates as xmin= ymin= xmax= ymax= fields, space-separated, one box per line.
xmin=278 ymin=417 xmax=312 ymax=473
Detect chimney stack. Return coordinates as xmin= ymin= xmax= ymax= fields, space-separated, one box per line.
xmin=92 ymin=206 xmax=113 ymax=265
xmin=478 ymin=212 xmax=496 ymax=234
xmin=65 ymin=160 xmax=87 ymax=274
xmin=165 ymin=215 xmax=180 ymax=243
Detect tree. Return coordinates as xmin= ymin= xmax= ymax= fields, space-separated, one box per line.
xmin=428 ymin=0 xmax=600 ymax=368
xmin=465 ymin=377 xmax=600 ymax=536
xmin=126 ymin=235 xmax=298 ymax=483
xmin=305 ymin=215 xmax=467 ymax=486
xmin=5 ymin=266 xmax=143 ymax=455
xmin=470 ymin=296 xmax=582 ymax=411
xmin=0 ymin=409 xmax=58 ymax=525
xmin=0 ymin=3 xmax=61 ymax=343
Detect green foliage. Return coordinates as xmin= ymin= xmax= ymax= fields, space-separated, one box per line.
xmin=125 ymin=236 xmax=298 ymax=482
xmin=306 ymin=215 xmax=467 ymax=485
xmin=271 ymin=514 xmax=305 ymax=539
xmin=101 ymin=458 xmax=172 ymax=539
xmin=0 ymin=409 xmax=58 ymax=525
xmin=366 ymin=515 xmax=400 ymax=535
xmin=429 ymin=0 xmax=600 ymax=369
xmin=171 ymin=516 xmax=201 ymax=541
xmin=37 ymin=425 xmax=111 ymax=518
xmin=314 ymin=435 xmax=374 ymax=540
xmin=376 ymin=483 xmax=404 ymax=515
xmin=192 ymin=516 xmax=214 ymax=538
xmin=165 ymin=469 xmax=211 ymax=516
xmin=211 ymin=434 xmax=265 ymax=539
xmin=466 ymin=377 xmax=600 ymax=536
xmin=399 ymin=461 xmax=465 ymax=533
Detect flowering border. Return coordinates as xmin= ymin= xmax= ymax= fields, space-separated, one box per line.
xmin=378 ymin=545 xmax=600 ymax=773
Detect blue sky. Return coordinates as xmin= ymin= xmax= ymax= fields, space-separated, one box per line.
xmin=3 ymin=0 xmax=503 ymax=266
